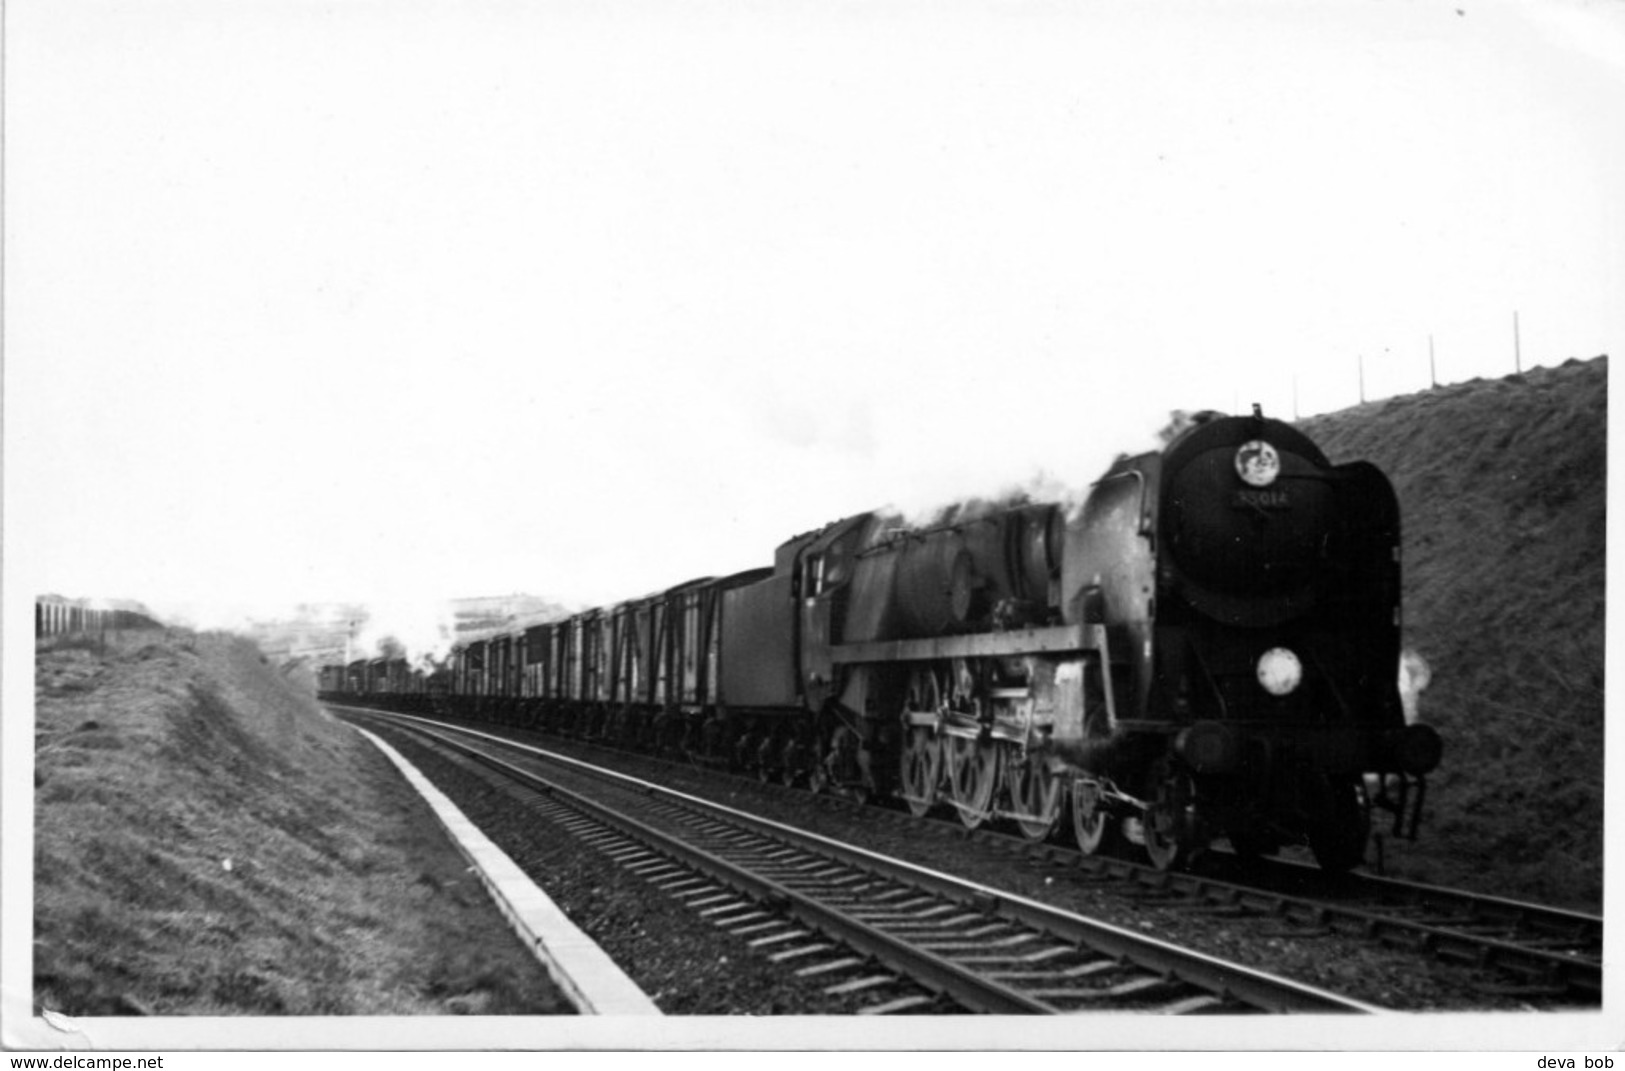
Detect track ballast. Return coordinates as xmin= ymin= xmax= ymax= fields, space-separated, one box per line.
xmin=341 ymin=706 xmax=1378 ymax=1015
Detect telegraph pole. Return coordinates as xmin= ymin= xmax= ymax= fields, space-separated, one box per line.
xmin=1429 ymin=335 xmax=1437 ymax=387
xmin=1514 ymin=311 xmax=1522 ymax=373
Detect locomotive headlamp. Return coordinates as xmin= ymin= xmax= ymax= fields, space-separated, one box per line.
xmin=1235 ymin=440 xmax=1281 ymax=487
xmin=1256 ymin=647 xmax=1303 ymax=696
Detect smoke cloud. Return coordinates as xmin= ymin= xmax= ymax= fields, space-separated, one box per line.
xmin=347 ymin=596 xmax=458 ymax=670
xmin=879 ymin=407 xmax=1220 ymax=530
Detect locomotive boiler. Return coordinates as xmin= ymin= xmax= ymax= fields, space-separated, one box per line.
xmin=722 ymin=407 xmax=1440 ymax=871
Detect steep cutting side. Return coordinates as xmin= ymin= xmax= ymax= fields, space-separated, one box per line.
xmin=1297 ymin=356 xmax=1605 ymax=909
xmin=32 ymin=629 xmax=570 ymax=1016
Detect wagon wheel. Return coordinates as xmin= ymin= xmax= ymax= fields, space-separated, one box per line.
xmin=945 ymin=734 xmax=997 ymax=830
xmin=898 ymin=727 xmax=942 ymax=817
xmin=681 ymin=716 xmax=706 ymax=766
xmin=635 ymin=710 xmax=659 ymax=753
xmin=805 ymin=727 xmax=838 ymax=795
xmin=1006 ymin=752 xmax=1064 ymax=841
xmin=778 ymin=735 xmax=805 ymax=788
xmin=754 ymin=733 xmax=778 ymax=783
xmin=807 ymin=755 xmax=830 ymax=795
xmin=1071 ymin=776 xmax=1112 ymax=855
xmin=732 ymin=728 xmax=757 ymax=772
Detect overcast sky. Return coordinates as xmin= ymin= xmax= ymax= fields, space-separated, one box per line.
xmin=7 ymin=0 xmax=1623 ymax=627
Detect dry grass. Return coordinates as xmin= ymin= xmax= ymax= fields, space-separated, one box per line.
xmin=33 ymin=629 xmax=571 ymax=1016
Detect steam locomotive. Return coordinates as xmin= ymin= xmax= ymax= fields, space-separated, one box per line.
xmin=321 ymin=408 xmax=1442 ymax=872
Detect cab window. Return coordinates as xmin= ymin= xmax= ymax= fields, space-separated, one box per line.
xmin=803 ymin=554 xmax=826 ymax=597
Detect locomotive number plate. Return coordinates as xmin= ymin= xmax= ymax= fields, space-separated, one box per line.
xmin=1232 ymin=489 xmax=1291 ymax=510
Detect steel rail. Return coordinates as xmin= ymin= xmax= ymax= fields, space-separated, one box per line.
xmin=348 ymin=708 xmax=1377 ymax=1014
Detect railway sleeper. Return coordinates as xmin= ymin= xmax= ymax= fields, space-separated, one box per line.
xmin=986 ymin=959 xmax=1119 ymax=982
xmin=1162 ymin=903 xmax=1258 ymax=918
xmin=898 ymin=931 xmax=1021 ymax=948
xmin=859 ymin=995 xmax=939 ymax=1015
xmin=918 ymin=932 xmax=1039 ymax=951
xmin=1152 ymin=995 xmax=1228 ymax=1015
xmin=1255 ymin=926 xmax=1337 ymax=939
xmin=948 ymin=946 xmax=1076 ymax=966
xmin=769 ymin=944 xmax=837 ymax=963
xmin=796 ymin=957 xmax=867 ymax=978
xmin=1518 ymin=936 xmax=1601 ymax=951
xmin=749 ymin=930 xmax=814 ymax=948
xmin=1473 ymin=982 xmax=1572 ymax=1001
xmin=1038 ymin=975 xmax=1178 ymax=1004
xmin=824 ymin=975 xmax=899 ymax=996
xmin=874 ymin=916 xmax=993 ymax=932
xmin=846 ymin=904 xmax=962 ymax=922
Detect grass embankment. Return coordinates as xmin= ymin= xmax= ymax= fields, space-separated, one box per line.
xmin=1299 ymin=356 xmax=1605 ymax=910
xmin=33 ymin=629 xmax=571 ymax=1016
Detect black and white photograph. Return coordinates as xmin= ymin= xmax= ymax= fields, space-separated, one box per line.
xmin=4 ymin=0 xmax=1619 ymax=1059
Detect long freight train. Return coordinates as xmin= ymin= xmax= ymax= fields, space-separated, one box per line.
xmin=321 ymin=408 xmax=1442 ymax=872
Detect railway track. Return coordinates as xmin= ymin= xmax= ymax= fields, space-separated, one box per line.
xmin=343 ymin=708 xmax=1376 ymax=1015
xmin=1222 ymin=857 xmax=1602 ymax=1003
xmin=394 ymin=709 xmax=1602 ymax=1008
xmin=1021 ymin=849 xmax=1601 ymax=1004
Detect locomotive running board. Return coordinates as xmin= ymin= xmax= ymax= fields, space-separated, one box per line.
xmin=829 ymin=624 xmax=1087 ymax=664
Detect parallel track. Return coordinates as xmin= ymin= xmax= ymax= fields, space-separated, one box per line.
xmin=347 ymin=708 xmax=1377 ymax=1015
xmin=1220 ymin=857 xmax=1601 ymax=1002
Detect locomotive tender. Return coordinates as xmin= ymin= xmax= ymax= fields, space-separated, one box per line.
xmin=322 ymin=408 xmax=1442 ymax=872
